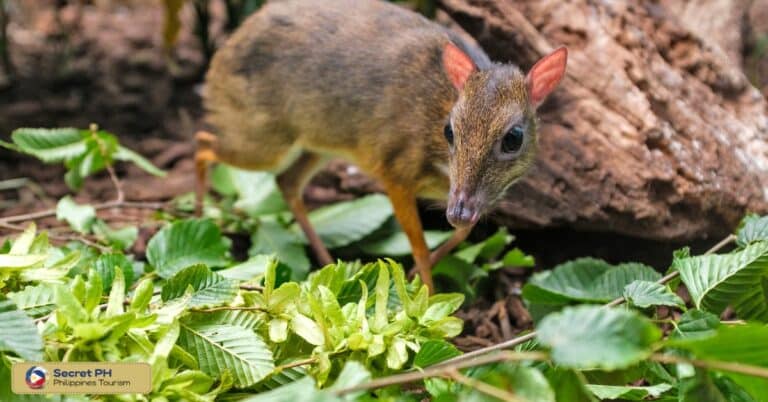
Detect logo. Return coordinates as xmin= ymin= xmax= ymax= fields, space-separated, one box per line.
xmin=25 ymin=366 xmax=46 ymax=389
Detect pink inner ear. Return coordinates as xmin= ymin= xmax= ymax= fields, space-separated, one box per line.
xmin=526 ymin=47 xmax=568 ymax=107
xmin=443 ymin=42 xmax=476 ymax=91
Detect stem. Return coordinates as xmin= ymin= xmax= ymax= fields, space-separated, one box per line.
xmin=334 ymin=351 xmax=548 ymax=396
xmin=1 ymin=199 xmax=166 ymax=224
xmin=437 ymin=234 xmax=737 ymax=368
xmin=190 ymin=306 xmax=268 ymax=313
xmin=650 ymin=353 xmax=768 ymax=379
xmin=445 ymin=369 xmax=523 ymax=402
xmin=274 ymin=357 xmax=318 ymax=372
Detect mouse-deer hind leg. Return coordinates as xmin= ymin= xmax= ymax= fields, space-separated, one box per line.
xmin=276 ymin=152 xmax=333 ymax=267
xmin=195 ymin=131 xmax=218 ymax=216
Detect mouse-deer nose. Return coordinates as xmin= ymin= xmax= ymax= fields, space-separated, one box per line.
xmin=446 ymin=191 xmax=480 ymax=228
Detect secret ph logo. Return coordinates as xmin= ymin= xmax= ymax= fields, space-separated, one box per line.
xmin=25 ymin=366 xmax=46 ymax=389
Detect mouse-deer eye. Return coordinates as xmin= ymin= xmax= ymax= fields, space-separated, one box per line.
xmin=443 ymin=123 xmax=454 ymax=146
xmin=501 ymin=125 xmax=525 ymax=154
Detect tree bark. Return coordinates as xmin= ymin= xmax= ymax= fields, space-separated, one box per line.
xmin=440 ymin=0 xmax=768 ymax=241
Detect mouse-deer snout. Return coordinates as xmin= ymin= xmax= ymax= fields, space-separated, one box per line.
xmin=446 ymin=189 xmax=482 ymax=228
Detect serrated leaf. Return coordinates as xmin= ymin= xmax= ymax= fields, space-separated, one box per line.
xmin=114 ymin=145 xmax=166 ymax=177
xmin=675 ymin=241 xmax=768 ymax=320
xmin=296 ymin=194 xmax=393 ymax=248
xmin=0 ymin=296 xmax=43 ymax=360
xmin=623 ymin=280 xmax=684 ymax=308
xmin=11 ymin=127 xmax=86 ymax=162
xmin=673 ymin=310 xmax=720 ymax=339
xmin=178 ymin=323 xmax=275 ymax=388
xmin=186 ymin=310 xmax=264 ymax=331
xmin=250 ymin=220 xmax=309 ymax=279
xmin=537 ymin=305 xmax=660 ymax=369
xmin=162 ymin=264 xmax=238 ymax=308
xmin=738 ymin=215 xmax=768 ymax=246
xmin=94 ymin=253 xmax=135 ymax=290
xmin=414 ymin=340 xmax=461 ymax=368
xmin=523 ymin=258 xmax=660 ymax=305
xmin=8 ymin=283 xmax=56 ymax=317
xmin=585 ymin=383 xmax=672 ymax=400
xmin=147 ymin=218 xmax=230 ymax=278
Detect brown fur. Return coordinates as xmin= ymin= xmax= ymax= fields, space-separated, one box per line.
xmin=204 ymin=0 xmax=537 ymax=208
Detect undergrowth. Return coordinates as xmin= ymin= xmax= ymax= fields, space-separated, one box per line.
xmin=2 ymin=127 xmax=768 ymax=401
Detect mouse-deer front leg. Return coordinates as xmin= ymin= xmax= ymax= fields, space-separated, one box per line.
xmin=429 ymin=225 xmax=473 ymax=266
xmin=385 ymin=182 xmax=434 ymax=294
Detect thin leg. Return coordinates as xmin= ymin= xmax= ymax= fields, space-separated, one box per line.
xmin=195 ymin=131 xmax=218 ymax=216
xmin=385 ymin=182 xmax=434 ymax=293
xmin=429 ymin=225 xmax=473 ymax=266
xmin=276 ymin=152 xmax=333 ymax=266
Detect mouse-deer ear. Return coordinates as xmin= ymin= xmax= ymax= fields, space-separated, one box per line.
xmin=526 ymin=46 xmax=568 ymax=108
xmin=443 ymin=42 xmax=476 ymax=91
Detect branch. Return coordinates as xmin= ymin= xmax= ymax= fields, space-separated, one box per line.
xmin=445 ymin=369 xmax=523 ymax=402
xmin=0 ymin=199 xmax=167 ymax=224
xmin=334 ymin=351 xmax=548 ymax=396
xmin=650 ymin=353 xmax=768 ymax=379
xmin=435 ymin=234 xmax=737 ymax=368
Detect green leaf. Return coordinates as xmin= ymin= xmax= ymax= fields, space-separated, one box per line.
xmin=422 ymin=293 xmax=465 ymax=324
xmin=94 ymin=253 xmax=135 ymax=290
xmin=147 ymin=218 xmax=230 ymax=278
xmin=544 ymin=368 xmax=596 ymax=402
xmin=8 ymin=283 xmax=56 ymax=317
xmin=737 ymin=215 xmax=768 ymax=246
xmin=0 ymin=295 xmax=43 ymax=360
xmin=213 ymin=166 xmax=287 ymax=216
xmin=386 ymin=336 xmax=409 ymax=369
xmin=537 ymin=305 xmax=661 ymax=369
xmin=674 ymin=241 xmax=768 ymax=320
xmin=178 ymin=323 xmax=275 ymax=388
xmin=297 ymin=194 xmax=393 ymax=248
xmin=359 ymin=230 xmax=452 ymax=256
xmin=503 ymin=247 xmax=536 ymax=267
xmin=586 ymin=383 xmax=672 ymax=400
xmin=162 ymin=264 xmax=238 ymax=308
xmin=673 ymin=310 xmax=720 ymax=339
xmin=329 ymin=361 xmax=372 ymax=401
xmin=129 ymin=277 xmax=155 ymax=312
xmin=523 ymin=258 xmax=661 ymax=305
xmin=105 ymin=267 xmax=125 ymax=317
xmin=11 ymin=128 xmax=86 ymax=162
xmin=464 ymin=363 xmax=554 ymax=402
xmin=114 ymin=145 xmax=166 ymax=177
xmin=218 ymin=254 xmax=273 ymax=281
xmin=623 ymin=280 xmax=684 ymax=308
xmin=290 ymin=314 xmax=325 ymax=346
xmin=239 ymin=377 xmax=329 ymax=402
xmin=92 ymin=220 xmax=138 ymax=251
xmin=414 ymin=340 xmax=461 ymax=368
xmin=372 ymin=262 xmax=390 ymax=332
xmin=56 ymin=196 xmax=96 ymax=233
xmin=669 ymin=324 xmax=768 ymax=367
xmin=250 ymin=220 xmax=309 ymax=279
